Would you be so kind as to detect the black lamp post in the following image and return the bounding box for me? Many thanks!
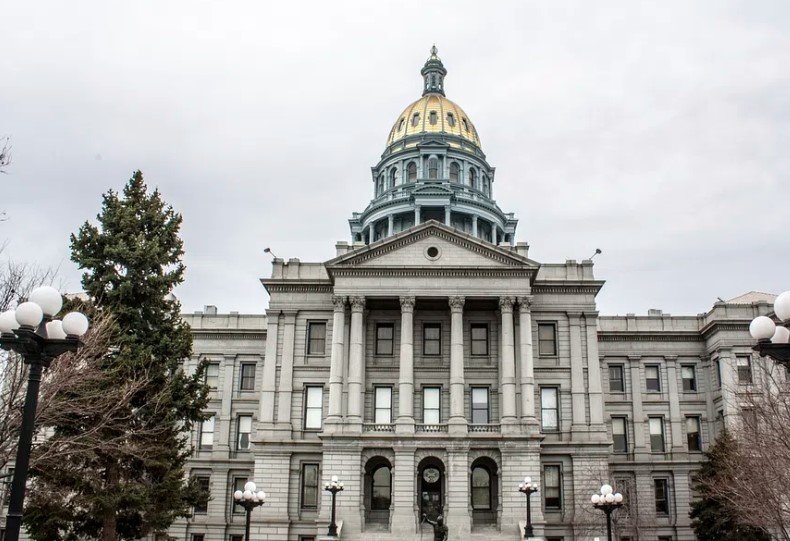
[591,484,624,541]
[232,481,266,541]
[518,476,539,538]
[324,475,344,538]
[749,291,790,365]
[0,287,89,541]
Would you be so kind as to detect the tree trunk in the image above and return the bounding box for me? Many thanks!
[101,462,119,541]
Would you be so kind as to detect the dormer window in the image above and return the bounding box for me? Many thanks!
[447,113,456,127]
[429,111,437,125]
[449,162,459,182]
[411,112,420,127]
[407,162,417,181]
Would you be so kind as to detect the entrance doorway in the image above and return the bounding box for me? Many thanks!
[418,457,445,522]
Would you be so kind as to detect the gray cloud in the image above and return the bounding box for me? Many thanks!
[1,0,788,316]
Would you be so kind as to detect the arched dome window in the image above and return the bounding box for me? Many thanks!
[429,111,438,125]
[449,162,459,182]
[447,112,456,127]
[371,465,392,510]
[469,168,477,189]
[471,466,491,510]
[389,167,397,188]
[411,112,420,127]
[462,118,469,132]
[428,157,439,180]
[397,117,405,131]
[407,162,417,181]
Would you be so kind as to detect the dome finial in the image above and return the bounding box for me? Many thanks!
[421,45,447,96]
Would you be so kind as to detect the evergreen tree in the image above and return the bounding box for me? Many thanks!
[24,171,209,541]
[690,429,772,541]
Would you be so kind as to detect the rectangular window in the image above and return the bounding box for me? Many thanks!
[192,535,205,541]
[543,465,562,509]
[658,537,673,541]
[645,365,661,392]
[737,356,753,384]
[608,365,624,392]
[304,386,323,430]
[538,323,557,356]
[541,387,559,432]
[471,387,489,424]
[614,478,632,513]
[230,536,244,541]
[423,387,441,424]
[205,362,220,389]
[715,359,722,388]
[686,416,701,451]
[649,417,665,452]
[301,463,319,509]
[612,417,628,453]
[471,324,488,356]
[307,322,327,355]
[375,323,394,355]
[681,365,697,392]
[374,387,392,424]
[423,323,441,355]
[199,415,215,449]
[194,476,210,514]
[236,415,252,451]
[654,478,670,515]
[239,363,256,391]
[232,477,247,514]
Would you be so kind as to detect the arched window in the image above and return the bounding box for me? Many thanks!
[397,117,405,131]
[447,112,456,127]
[482,176,489,196]
[469,168,477,189]
[471,466,491,510]
[428,158,439,180]
[429,111,438,125]
[389,167,397,188]
[407,162,417,181]
[449,162,459,182]
[378,178,384,195]
[411,112,420,127]
[371,466,392,510]
[462,118,469,132]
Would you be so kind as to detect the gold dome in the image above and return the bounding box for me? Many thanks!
[386,94,481,148]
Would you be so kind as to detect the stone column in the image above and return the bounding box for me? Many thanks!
[444,206,451,225]
[568,312,586,433]
[388,214,394,237]
[629,356,646,449]
[345,296,366,431]
[396,296,416,434]
[666,356,684,450]
[390,446,417,535]
[499,297,518,431]
[517,296,538,428]
[325,296,346,431]
[448,296,467,435]
[414,205,421,226]
[472,215,478,237]
[259,311,280,425]
[275,310,297,436]
[585,313,605,433]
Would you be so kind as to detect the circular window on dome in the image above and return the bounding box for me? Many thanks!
[424,246,441,261]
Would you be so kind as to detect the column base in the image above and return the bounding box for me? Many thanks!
[447,417,467,436]
[395,417,415,434]
[500,417,521,435]
[343,417,362,434]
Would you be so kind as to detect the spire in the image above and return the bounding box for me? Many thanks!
[421,44,447,96]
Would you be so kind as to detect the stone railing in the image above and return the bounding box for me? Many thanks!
[363,423,395,433]
[416,423,448,433]
[469,423,501,433]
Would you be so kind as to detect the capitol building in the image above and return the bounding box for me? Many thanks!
[169,48,775,541]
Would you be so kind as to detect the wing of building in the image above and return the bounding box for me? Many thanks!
[171,49,776,541]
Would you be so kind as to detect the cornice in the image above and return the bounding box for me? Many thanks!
[329,267,536,278]
[532,283,605,295]
[597,332,704,343]
[261,279,333,294]
[699,320,750,338]
[192,331,266,340]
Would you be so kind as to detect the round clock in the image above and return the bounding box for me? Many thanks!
[423,468,440,484]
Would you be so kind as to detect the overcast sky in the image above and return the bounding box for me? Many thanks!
[2,1,789,316]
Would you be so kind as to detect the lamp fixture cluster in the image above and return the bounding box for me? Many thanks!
[233,481,266,504]
[0,286,89,338]
[749,291,790,365]
[591,484,624,507]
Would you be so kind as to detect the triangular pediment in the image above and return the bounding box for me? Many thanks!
[326,221,538,270]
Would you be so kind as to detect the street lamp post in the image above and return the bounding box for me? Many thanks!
[591,484,624,541]
[323,475,344,538]
[0,286,89,541]
[518,476,539,538]
[232,481,266,541]
[750,290,790,365]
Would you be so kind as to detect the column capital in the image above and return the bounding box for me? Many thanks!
[516,295,533,310]
[349,296,366,312]
[331,295,347,312]
[498,296,515,312]
[448,296,465,312]
[400,296,416,313]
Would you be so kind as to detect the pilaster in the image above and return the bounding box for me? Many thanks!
[259,311,280,427]
[499,296,519,433]
[584,312,606,437]
[665,355,684,450]
[396,296,416,434]
[325,296,347,433]
[448,295,467,435]
[517,296,539,431]
[629,356,646,449]
[274,310,297,437]
[345,296,366,432]
[568,312,587,433]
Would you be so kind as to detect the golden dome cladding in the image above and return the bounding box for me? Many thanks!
[386,94,481,147]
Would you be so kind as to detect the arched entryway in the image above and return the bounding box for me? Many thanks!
[417,456,445,522]
[470,456,499,526]
[364,456,392,527]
